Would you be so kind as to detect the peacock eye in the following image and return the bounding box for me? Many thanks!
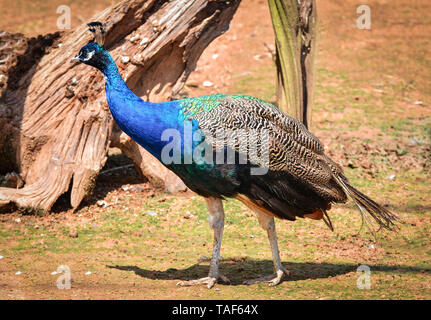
[81,50,95,61]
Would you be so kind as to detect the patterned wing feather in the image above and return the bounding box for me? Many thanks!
[178,94,347,219]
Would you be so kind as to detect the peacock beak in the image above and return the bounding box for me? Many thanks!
[71,54,80,62]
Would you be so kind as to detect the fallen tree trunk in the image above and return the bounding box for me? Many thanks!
[0,0,240,211]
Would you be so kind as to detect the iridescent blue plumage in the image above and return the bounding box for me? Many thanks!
[76,44,191,161]
[74,43,239,198]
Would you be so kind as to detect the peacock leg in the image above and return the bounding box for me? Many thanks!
[177,197,229,289]
[244,210,290,286]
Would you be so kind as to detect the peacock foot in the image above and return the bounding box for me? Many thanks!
[198,255,224,263]
[243,267,290,287]
[177,273,230,289]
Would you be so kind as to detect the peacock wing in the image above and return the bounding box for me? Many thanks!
[179,94,347,206]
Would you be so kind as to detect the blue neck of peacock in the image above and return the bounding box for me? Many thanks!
[101,56,130,93]
[101,55,182,162]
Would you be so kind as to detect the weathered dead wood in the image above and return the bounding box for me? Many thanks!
[0,0,240,211]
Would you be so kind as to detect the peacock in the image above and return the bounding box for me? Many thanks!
[72,22,398,288]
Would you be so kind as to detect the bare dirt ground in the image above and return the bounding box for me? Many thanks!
[0,0,430,299]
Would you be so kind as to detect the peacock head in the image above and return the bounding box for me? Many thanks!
[73,42,110,70]
[72,22,114,72]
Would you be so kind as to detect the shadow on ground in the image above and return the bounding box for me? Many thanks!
[108,259,431,285]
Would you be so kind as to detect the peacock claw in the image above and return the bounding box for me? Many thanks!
[177,277,217,289]
[243,268,290,286]
[177,273,230,289]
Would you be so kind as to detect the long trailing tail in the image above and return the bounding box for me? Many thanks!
[333,174,399,233]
